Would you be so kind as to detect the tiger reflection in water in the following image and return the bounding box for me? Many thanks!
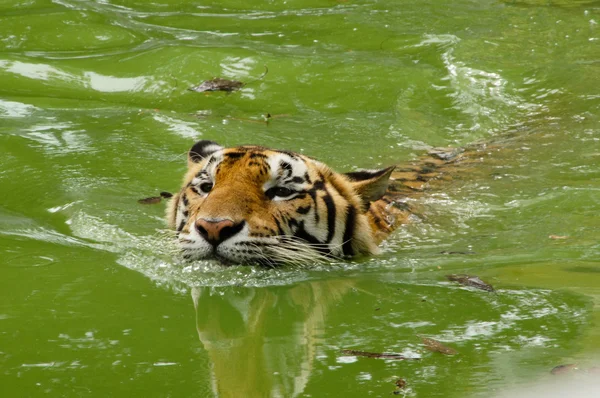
[191,280,354,397]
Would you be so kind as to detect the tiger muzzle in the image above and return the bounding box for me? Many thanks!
[195,218,245,247]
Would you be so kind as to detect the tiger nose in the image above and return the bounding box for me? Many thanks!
[195,218,244,246]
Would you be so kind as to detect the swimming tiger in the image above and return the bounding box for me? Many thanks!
[167,139,486,265]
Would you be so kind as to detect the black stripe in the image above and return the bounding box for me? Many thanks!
[280,161,292,172]
[342,205,356,256]
[294,228,321,246]
[345,168,392,181]
[225,152,245,159]
[288,217,299,231]
[313,180,325,189]
[177,219,186,232]
[249,152,268,159]
[293,222,329,254]
[304,172,312,184]
[179,193,190,219]
[274,217,284,235]
[275,150,298,159]
[322,189,336,243]
[308,190,319,223]
[296,205,311,214]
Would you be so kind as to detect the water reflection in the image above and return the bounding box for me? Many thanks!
[191,279,354,397]
[187,272,594,397]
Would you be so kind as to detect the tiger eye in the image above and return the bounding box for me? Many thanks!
[273,187,293,197]
[199,182,213,193]
[266,186,295,199]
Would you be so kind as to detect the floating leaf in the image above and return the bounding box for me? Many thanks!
[446,274,495,292]
[420,336,458,355]
[188,78,245,93]
[189,66,268,93]
[138,196,162,205]
[340,349,419,361]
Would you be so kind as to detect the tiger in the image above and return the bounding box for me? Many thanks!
[167,139,482,266]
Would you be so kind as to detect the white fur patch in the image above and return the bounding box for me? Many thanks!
[263,153,310,199]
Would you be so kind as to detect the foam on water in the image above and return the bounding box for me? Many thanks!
[64,209,351,289]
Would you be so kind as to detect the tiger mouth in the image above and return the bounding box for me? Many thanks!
[179,236,331,267]
[178,236,272,265]
[182,248,279,267]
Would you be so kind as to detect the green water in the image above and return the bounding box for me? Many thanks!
[1,0,600,397]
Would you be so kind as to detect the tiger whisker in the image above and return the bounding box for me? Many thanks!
[242,240,320,267]
[265,237,348,266]
[274,234,352,249]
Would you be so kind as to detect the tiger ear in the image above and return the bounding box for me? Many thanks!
[345,166,395,208]
[188,140,223,167]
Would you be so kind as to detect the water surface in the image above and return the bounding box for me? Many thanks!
[1,0,600,397]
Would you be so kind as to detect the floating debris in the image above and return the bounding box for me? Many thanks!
[393,378,407,394]
[549,235,569,240]
[138,191,173,205]
[440,250,476,255]
[340,350,419,361]
[189,78,244,93]
[227,112,291,125]
[188,66,268,93]
[138,196,162,205]
[551,364,578,375]
[420,336,458,355]
[446,274,495,292]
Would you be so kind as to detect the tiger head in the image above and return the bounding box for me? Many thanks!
[167,140,394,266]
